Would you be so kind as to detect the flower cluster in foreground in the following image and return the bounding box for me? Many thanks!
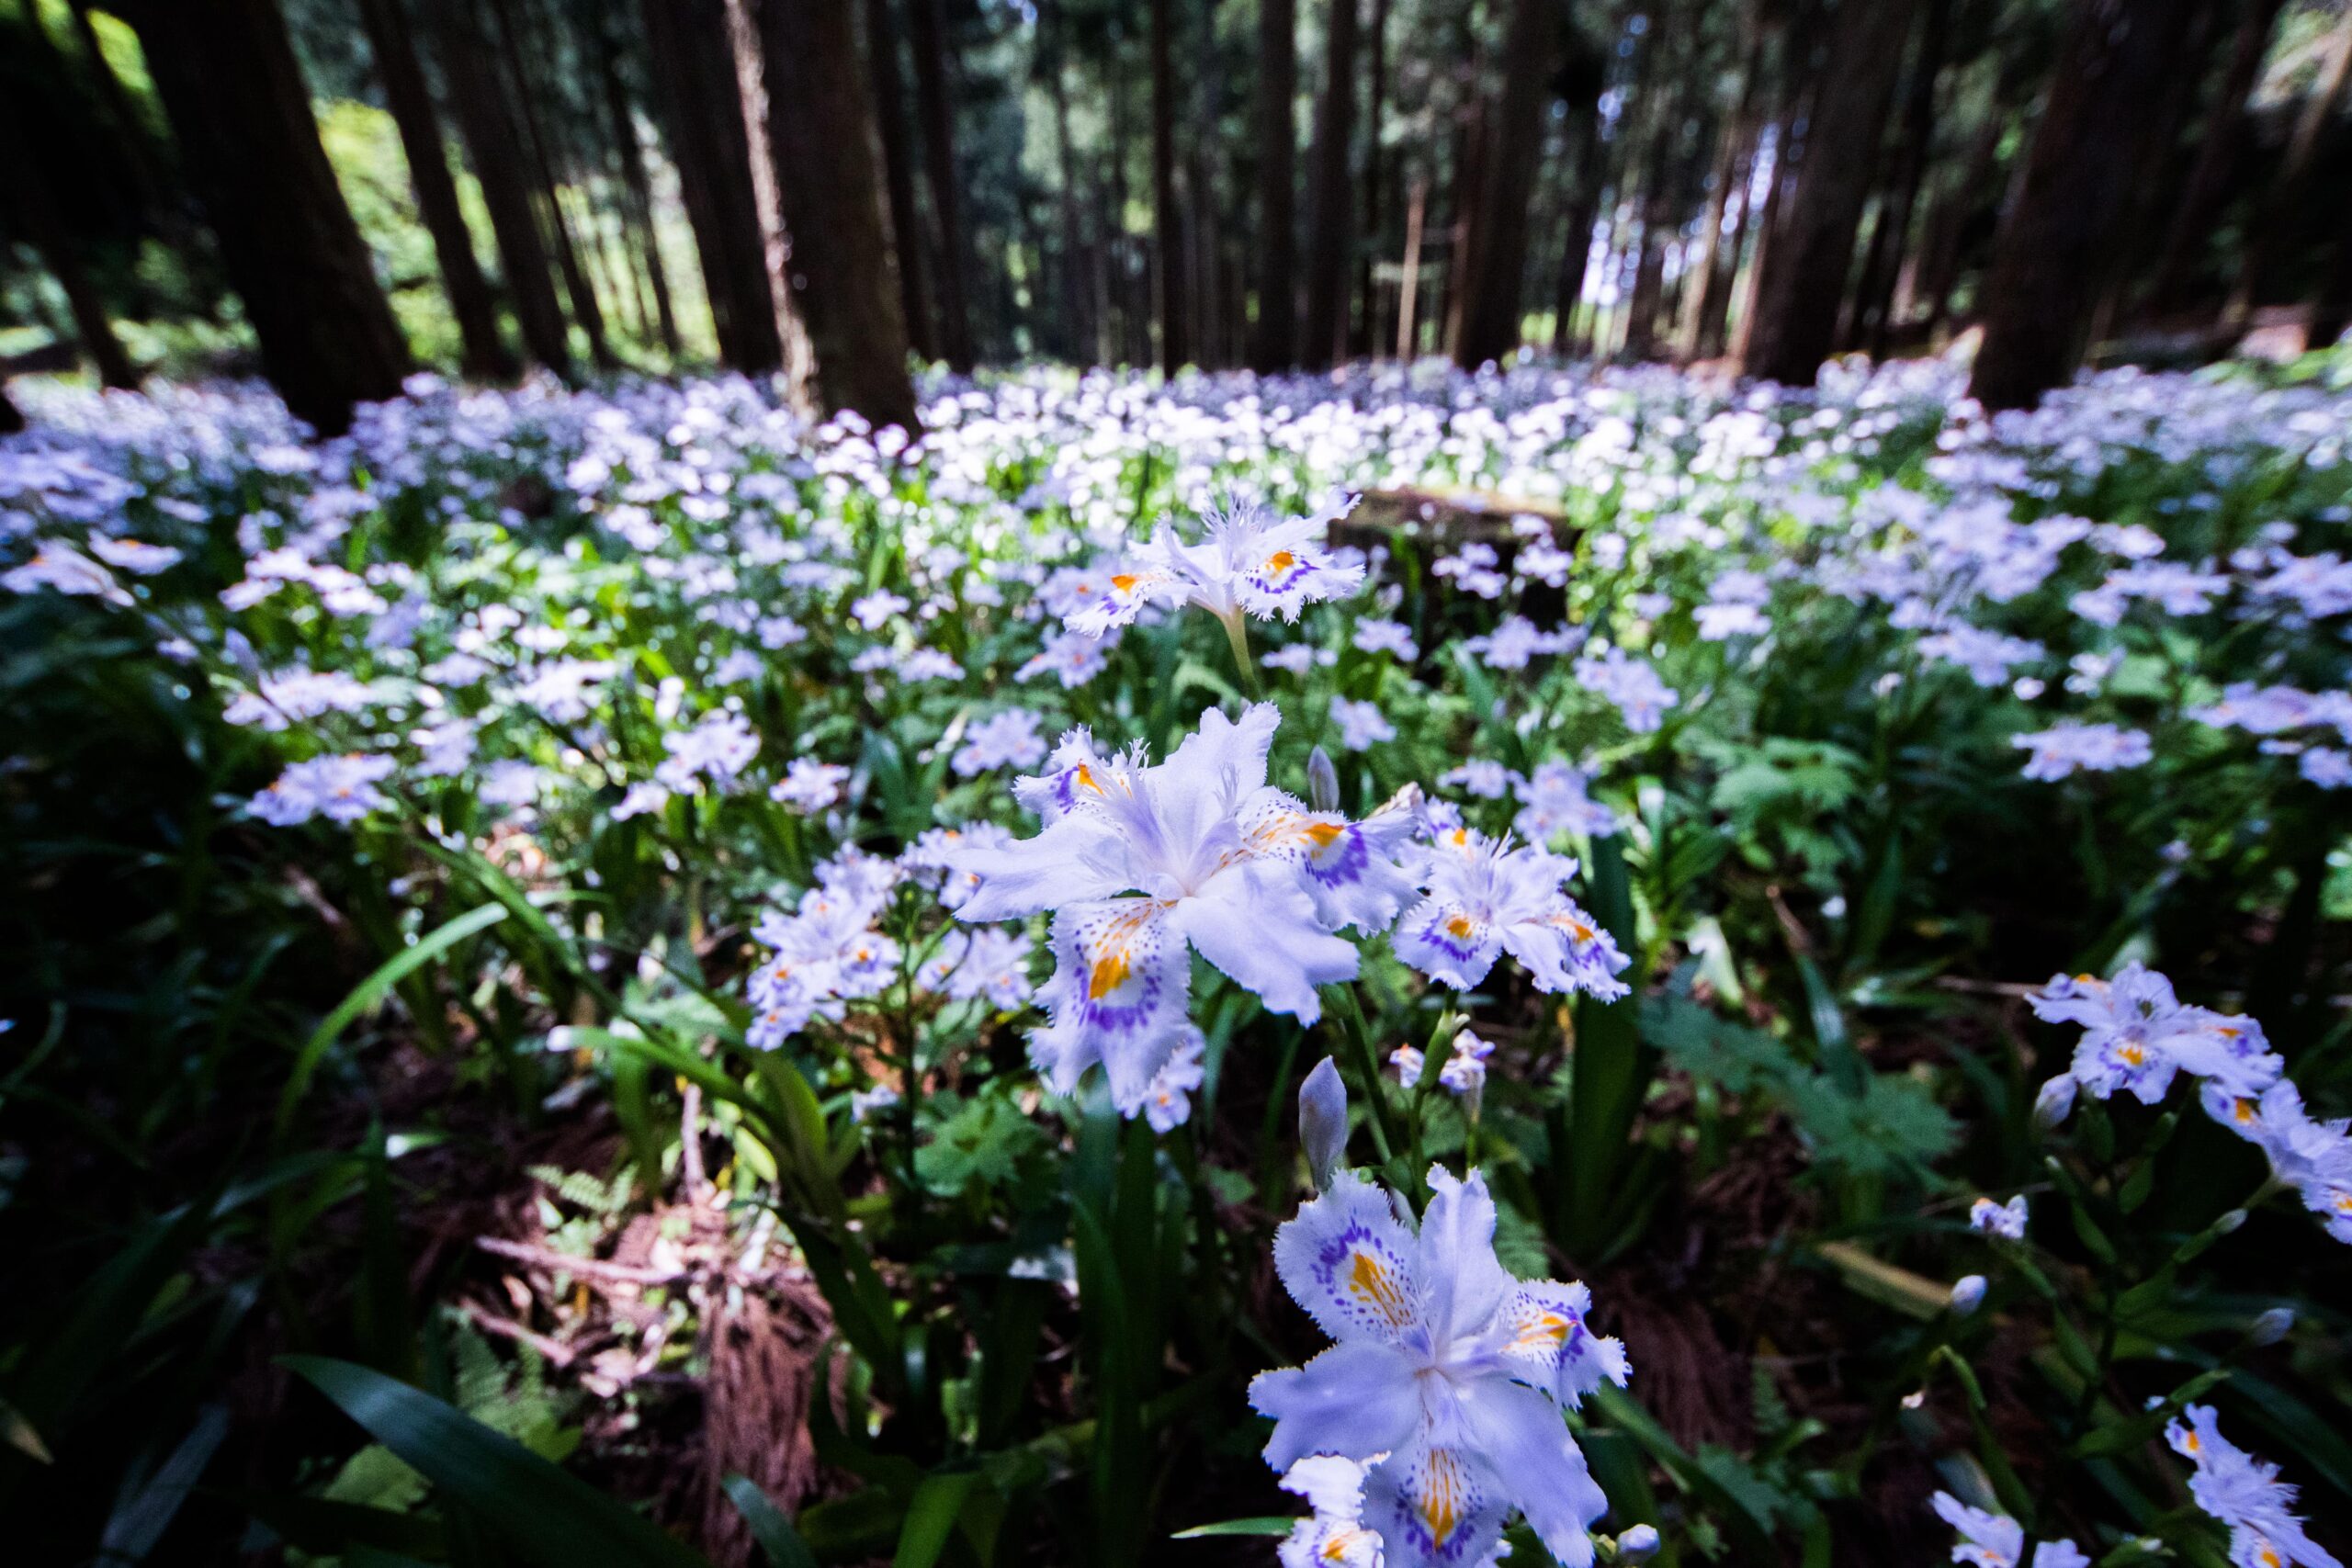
[1252,1162,1628,1568]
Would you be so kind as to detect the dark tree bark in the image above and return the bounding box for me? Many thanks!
[1150,0,1190,370]
[1971,0,2206,410]
[429,0,574,376]
[2229,10,2352,321]
[492,0,616,370]
[1677,19,1767,360]
[110,0,410,434]
[1850,0,1951,358]
[2312,190,2352,349]
[1043,3,1090,360]
[1742,0,1917,384]
[1453,0,1566,367]
[0,107,141,389]
[754,0,920,428]
[1300,0,1359,369]
[1551,117,1605,356]
[1250,0,1299,368]
[2143,0,2286,316]
[908,0,974,370]
[864,0,936,361]
[639,0,781,371]
[591,6,682,358]
[1356,0,1390,355]
[356,0,514,380]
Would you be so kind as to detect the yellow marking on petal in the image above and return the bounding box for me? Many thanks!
[2184,1431,2200,1452]
[1417,1451,1464,1548]
[1111,573,1139,592]
[1345,1248,1415,1326]
[1089,948,1132,999]
[1265,550,1297,574]
[2233,1098,2257,1123]
[1445,915,1477,940]
[1303,822,1346,849]
[2117,1043,2146,1066]
[1511,1310,1572,1351]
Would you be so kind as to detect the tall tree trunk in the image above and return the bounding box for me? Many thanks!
[753,0,920,427]
[357,0,514,379]
[111,0,410,433]
[2144,0,2287,317]
[1852,0,1951,358]
[639,0,779,371]
[1742,0,1917,385]
[1396,172,1428,356]
[722,0,816,384]
[2228,9,2352,323]
[1551,118,1603,356]
[1971,0,2205,410]
[0,109,141,389]
[1045,7,1090,361]
[1300,0,1359,369]
[908,0,974,370]
[865,0,936,361]
[1149,0,1190,371]
[492,0,616,370]
[1356,0,1391,356]
[2311,187,2352,349]
[1911,101,2000,340]
[1250,0,1299,368]
[1677,21,1765,360]
[592,6,682,358]
[1452,0,1566,368]
[430,0,574,376]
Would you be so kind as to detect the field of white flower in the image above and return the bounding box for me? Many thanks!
[5,353,2351,1567]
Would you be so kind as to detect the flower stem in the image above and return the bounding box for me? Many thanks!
[1328,983,1401,1169]
[1216,611,1265,701]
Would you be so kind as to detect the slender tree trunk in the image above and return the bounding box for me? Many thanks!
[908,0,974,370]
[1149,0,1189,371]
[111,0,410,433]
[492,0,616,369]
[430,0,573,376]
[865,0,935,361]
[639,0,780,371]
[754,0,920,427]
[1853,0,1951,358]
[1911,101,1998,340]
[592,7,682,357]
[1452,0,1566,367]
[1301,0,1359,370]
[1552,119,1603,356]
[1396,172,1427,357]
[2311,190,2352,348]
[2229,10,2352,322]
[1742,0,1917,384]
[1356,0,1391,355]
[1251,0,1299,368]
[1046,10,1089,360]
[721,0,817,388]
[357,0,514,379]
[1971,0,2206,410]
[0,110,141,389]
[2144,0,2287,317]
[1677,23,1765,360]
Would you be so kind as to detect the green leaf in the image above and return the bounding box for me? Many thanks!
[1170,1518,1294,1538]
[723,1474,819,1568]
[276,903,509,1136]
[283,1356,712,1568]
[891,1472,980,1568]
